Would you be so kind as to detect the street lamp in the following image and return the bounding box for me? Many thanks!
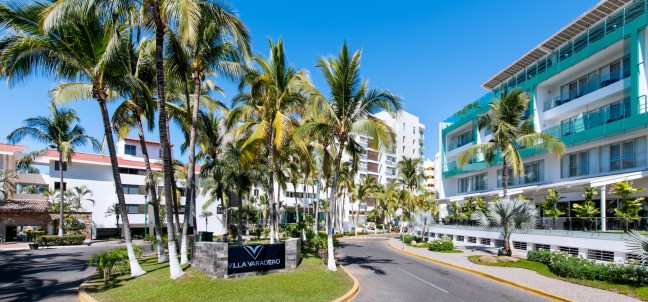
[144,194,148,237]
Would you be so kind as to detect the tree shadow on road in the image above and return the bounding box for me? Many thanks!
[337,242,394,275]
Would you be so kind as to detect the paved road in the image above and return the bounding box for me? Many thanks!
[338,239,550,302]
[0,242,150,302]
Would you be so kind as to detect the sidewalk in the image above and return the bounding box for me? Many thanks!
[0,239,146,251]
[387,238,639,302]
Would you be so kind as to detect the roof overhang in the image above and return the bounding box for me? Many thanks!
[482,0,633,90]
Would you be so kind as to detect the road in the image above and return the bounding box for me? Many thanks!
[338,238,550,302]
[0,242,150,302]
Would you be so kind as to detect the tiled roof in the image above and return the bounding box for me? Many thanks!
[0,199,48,213]
[0,143,28,154]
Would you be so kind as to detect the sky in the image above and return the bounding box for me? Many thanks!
[0,0,599,162]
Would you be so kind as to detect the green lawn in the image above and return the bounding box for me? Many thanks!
[435,249,463,253]
[90,255,353,302]
[467,255,648,301]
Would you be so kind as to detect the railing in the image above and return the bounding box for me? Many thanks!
[437,217,648,232]
[543,71,629,111]
[447,139,473,151]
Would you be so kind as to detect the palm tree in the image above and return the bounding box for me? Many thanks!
[397,157,424,191]
[1,2,149,276]
[67,186,95,212]
[472,198,538,256]
[626,230,648,265]
[411,211,435,242]
[7,102,100,237]
[457,88,565,197]
[0,170,18,201]
[200,210,213,232]
[105,204,121,238]
[572,187,600,231]
[228,38,311,244]
[353,176,378,228]
[297,43,402,270]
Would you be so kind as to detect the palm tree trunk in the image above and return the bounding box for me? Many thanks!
[267,133,276,244]
[136,119,168,263]
[237,192,243,245]
[276,180,281,241]
[58,152,64,237]
[97,97,145,277]
[294,182,300,224]
[341,189,347,232]
[151,2,183,278]
[327,143,346,271]
[502,159,508,198]
[180,73,201,265]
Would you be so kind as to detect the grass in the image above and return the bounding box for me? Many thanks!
[89,254,353,302]
[405,242,430,248]
[435,249,464,253]
[404,242,463,253]
[468,255,648,301]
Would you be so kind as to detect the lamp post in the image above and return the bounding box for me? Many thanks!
[144,194,148,237]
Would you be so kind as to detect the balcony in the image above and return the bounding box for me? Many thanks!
[543,71,629,112]
[17,173,49,186]
[367,151,379,162]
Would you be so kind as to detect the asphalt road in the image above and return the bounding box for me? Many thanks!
[0,242,150,302]
[338,238,550,302]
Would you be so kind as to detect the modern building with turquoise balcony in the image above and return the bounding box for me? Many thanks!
[438,0,648,236]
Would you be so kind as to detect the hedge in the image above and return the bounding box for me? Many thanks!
[428,236,454,251]
[37,234,86,246]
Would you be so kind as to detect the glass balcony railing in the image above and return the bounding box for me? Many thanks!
[447,139,473,151]
[543,70,629,111]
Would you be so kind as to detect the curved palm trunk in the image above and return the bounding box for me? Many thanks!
[58,152,65,237]
[276,180,281,241]
[502,159,508,198]
[151,5,183,278]
[327,144,346,271]
[181,75,201,265]
[136,119,168,263]
[341,189,347,232]
[97,97,145,277]
[267,133,276,244]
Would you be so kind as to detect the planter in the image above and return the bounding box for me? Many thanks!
[28,243,40,250]
[199,232,213,242]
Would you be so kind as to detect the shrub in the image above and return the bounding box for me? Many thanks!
[428,236,453,252]
[313,232,339,264]
[37,234,85,246]
[88,246,143,282]
[400,234,420,244]
[143,235,168,250]
[527,249,552,264]
[254,227,263,239]
[26,230,45,241]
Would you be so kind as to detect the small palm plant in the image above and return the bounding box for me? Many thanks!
[611,181,645,232]
[626,230,648,265]
[411,211,435,242]
[472,198,538,256]
[0,170,18,201]
[539,189,565,229]
[572,187,600,231]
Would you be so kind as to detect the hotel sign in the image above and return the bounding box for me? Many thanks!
[228,243,285,274]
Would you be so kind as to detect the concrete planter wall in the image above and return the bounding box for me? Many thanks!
[193,238,301,278]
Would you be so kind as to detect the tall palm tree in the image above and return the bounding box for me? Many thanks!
[457,88,565,197]
[472,198,538,256]
[297,43,402,270]
[7,102,100,236]
[105,203,121,238]
[67,185,95,212]
[200,210,213,232]
[228,38,311,244]
[353,176,378,228]
[0,2,146,276]
[397,157,424,191]
[0,170,18,201]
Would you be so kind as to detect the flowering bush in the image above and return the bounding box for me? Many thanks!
[428,236,454,251]
[527,249,551,264]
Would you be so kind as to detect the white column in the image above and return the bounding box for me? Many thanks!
[600,186,607,232]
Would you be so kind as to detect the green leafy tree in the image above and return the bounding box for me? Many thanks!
[7,102,99,237]
[457,88,565,197]
[572,187,600,231]
[539,189,565,229]
[472,198,538,256]
[611,181,645,232]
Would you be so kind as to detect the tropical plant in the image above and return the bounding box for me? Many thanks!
[540,189,565,229]
[7,102,100,237]
[200,210,213,232]
[105,204,121,238]
[611,181,645,232]
[88,246,143,283]
[228,38,311,244]
[572,187,600,231]
[411,211,435,242]
[472,198,538,256]
[296,43,402,270]
[397,157,424,191]
[353,175,378,227]
[66,186,95,212]
[0,170,18,201]
[626,230,648,265]
[457,88,565,197]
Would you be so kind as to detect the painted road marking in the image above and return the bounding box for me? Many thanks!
[397,268,449,293]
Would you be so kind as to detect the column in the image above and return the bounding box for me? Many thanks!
[600,186,607,232]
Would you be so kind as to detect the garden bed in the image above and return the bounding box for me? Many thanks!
[87,254,353,302]
[467,255,648,301]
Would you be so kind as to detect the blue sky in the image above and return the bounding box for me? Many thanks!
[0,0,598,162]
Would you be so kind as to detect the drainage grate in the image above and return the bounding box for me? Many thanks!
[468,236,477,243]
[534,244,550,251]
[513,241,527,251]
[494,240,505,247]
[456,235,464,242]
[559,246,579,256]
[480,238,491,246]
[587,249,614,262]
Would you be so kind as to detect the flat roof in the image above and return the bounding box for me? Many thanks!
[482,0,633,90]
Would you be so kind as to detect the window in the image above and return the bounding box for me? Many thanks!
[497,160,543,187]
[402,136,405,143]
[254,189,259,197]
[458,173,487,193]
[563,152,589,177]
[159,149,163,158]
[54,161,67,171]
[54,182,67,191]
[559,246,579,256]
[412,127,415,134]
[125,144,137,156]
[587,250,614,262]
[402,146,405,153]
[622,141,635,169]
[610,144,621,171]
[123,185,139,195]
[534,244,550,251]
[126,204,141,214]
[119,168,141,175]
[513,241,527,251]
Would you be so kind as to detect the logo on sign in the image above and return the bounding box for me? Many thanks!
[243,245,264,260]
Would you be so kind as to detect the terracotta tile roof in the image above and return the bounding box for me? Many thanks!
[0,143,28,153]
[0,199,48,213]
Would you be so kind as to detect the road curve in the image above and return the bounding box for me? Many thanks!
[337,238,550,302]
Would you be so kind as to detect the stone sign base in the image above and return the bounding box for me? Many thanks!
[193,238,301,278]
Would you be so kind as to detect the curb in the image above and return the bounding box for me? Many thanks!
[77,274,99,302]
[386,241,574,302]
[333,264,360,302]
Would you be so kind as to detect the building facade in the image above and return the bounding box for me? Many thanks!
[438,0,648,232]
